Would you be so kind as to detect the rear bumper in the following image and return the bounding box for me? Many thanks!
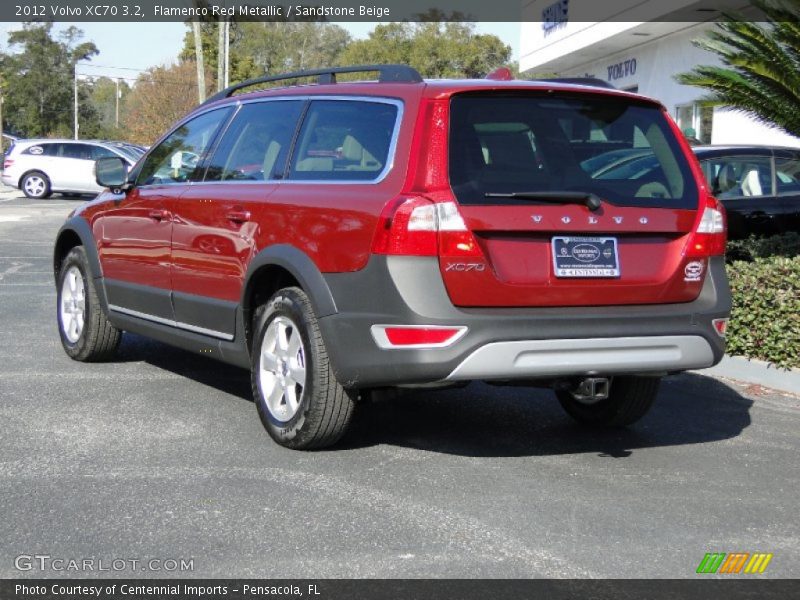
[318,256,730,388]
[1,172,16,187]
[445,335,714,381]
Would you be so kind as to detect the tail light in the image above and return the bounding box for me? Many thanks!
[684,196,727,257]
[371,325,468,349]
[372,196,438,256]
[3,159,13,169]
[372,198,484,258]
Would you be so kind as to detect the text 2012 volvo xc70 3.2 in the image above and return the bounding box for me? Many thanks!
[53,65,731,449]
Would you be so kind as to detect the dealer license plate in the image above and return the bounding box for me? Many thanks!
[552,236,620,278]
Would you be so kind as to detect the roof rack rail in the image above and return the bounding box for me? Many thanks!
[537,77,616,90]
[202,64,423,105]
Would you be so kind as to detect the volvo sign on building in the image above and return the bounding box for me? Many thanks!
[519,0,800,147]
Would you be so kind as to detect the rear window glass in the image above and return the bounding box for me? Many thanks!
[449,94,698,209]
[287,100,398,182]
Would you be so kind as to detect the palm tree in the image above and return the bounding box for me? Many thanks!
[675,0,800,138]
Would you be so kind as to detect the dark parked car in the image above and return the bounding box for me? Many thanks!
[693,145,800,239]
[53,65,731,449]
[591,145,800,240]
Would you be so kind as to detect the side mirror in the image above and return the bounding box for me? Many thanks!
[95,157,130,192]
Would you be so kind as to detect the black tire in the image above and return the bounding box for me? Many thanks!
[56,246,121,361]
[556,376,660,427]
[251,287,356,449]
[21,171,52,199]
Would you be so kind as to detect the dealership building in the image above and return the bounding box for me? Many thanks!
[519,0,800,148]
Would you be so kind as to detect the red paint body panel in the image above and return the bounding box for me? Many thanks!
[95,186,173,290]
[438,204,705,307]
[171,184,271,302]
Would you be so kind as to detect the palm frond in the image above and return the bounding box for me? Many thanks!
[675,0,800,137]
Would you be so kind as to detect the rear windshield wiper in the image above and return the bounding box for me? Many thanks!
[484,191,602,212]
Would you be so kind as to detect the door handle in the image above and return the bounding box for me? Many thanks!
[226,209,251,223]
[149,209,170,221]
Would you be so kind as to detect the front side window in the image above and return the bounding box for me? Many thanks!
[205,101,302,182]
[700,155,772,199]
[449,94,698,208]
[287,100,398,182]
[137,108,232,186]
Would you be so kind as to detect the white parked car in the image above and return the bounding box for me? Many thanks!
[1,139,140,199]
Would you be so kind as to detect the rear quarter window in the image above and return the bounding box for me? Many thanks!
[22,144,48,156]
[449,93,699,209]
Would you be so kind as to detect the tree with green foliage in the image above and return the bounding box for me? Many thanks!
[338,21,511,79]
[122,61,214,145]
[87,76,131,138]
[675,0,800,138]
[0,23,100,138]
[181,21,352,85]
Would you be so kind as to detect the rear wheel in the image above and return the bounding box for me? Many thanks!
[57,247,121,361]
[556,375,660,427]
[21,171,52,199]
[251,287,356,449]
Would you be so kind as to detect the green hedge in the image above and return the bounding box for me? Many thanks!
[726,255,800,369]
[726,232,800,262]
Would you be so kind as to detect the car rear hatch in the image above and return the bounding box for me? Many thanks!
[438,91,722,307]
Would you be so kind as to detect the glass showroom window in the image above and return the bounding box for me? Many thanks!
[675,102,713,144]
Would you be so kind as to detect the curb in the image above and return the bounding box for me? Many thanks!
[699,355,800,396]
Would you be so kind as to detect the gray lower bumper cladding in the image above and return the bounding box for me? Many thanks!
[445,335,716,381]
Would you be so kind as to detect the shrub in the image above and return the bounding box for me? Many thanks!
[726,232,800,262]
[726,256,800,369]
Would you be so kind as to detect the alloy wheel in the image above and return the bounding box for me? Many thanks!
[257,316,307,422]
[60,266,86,344]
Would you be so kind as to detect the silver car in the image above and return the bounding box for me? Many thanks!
[1,139,138,199]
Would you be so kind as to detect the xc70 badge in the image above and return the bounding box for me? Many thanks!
[445,262,485,272]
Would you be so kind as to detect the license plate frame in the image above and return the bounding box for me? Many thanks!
[552,236,621,278]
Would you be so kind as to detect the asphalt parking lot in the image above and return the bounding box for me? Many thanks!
[1,193,798,579]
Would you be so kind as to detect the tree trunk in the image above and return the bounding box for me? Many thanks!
[192,21,206,103]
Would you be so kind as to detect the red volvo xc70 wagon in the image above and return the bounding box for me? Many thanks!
[54,65,731,449]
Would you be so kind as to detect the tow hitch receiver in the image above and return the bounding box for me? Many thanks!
[558,377,611,404]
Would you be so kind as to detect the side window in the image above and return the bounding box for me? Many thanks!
[91,145,120,160]
[287,100,398,182]
[703,155,772,199]
[41,144,64,156]
[61,143,94,160]
[137,108,232,186]
[23,144,47,156]
[774,152,800,196]
[205,101,302,182]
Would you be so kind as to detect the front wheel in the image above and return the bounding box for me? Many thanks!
[251,287,356,449]
[556,376,660,427]
[57,247,121,361]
